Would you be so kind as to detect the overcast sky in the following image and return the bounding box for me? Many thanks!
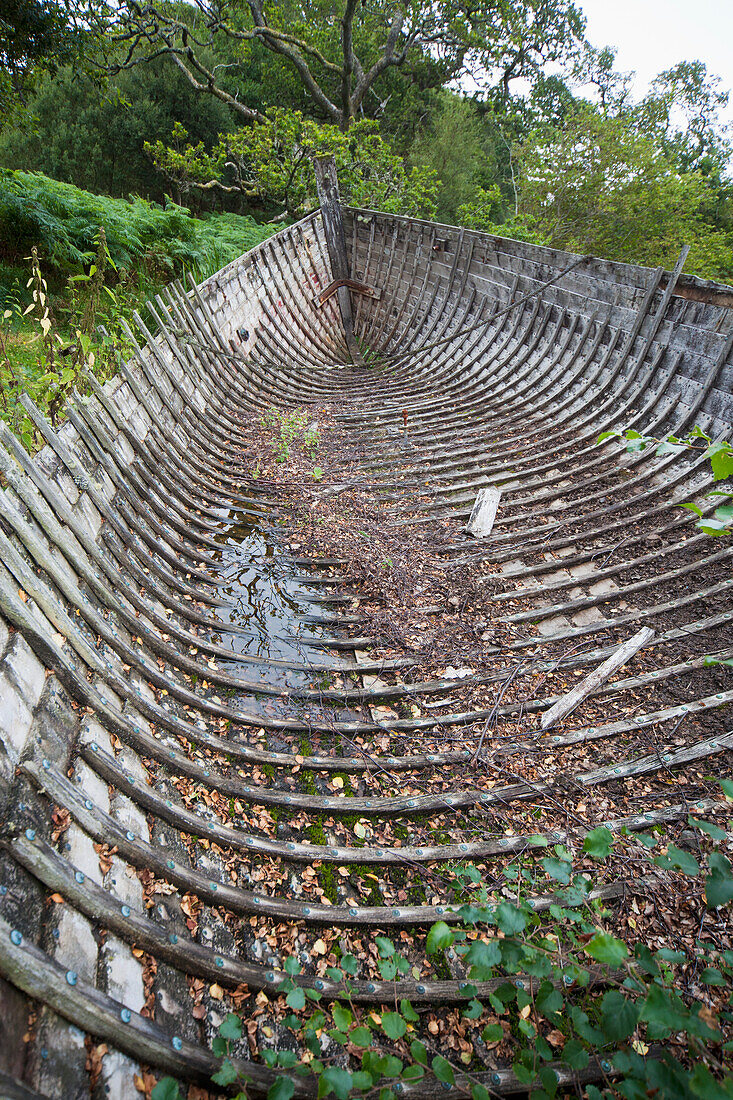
[578,0,733,117]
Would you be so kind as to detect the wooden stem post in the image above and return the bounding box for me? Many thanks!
[313,156,364,364]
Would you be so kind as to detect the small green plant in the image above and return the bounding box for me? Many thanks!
[155,792,732,1100]
[598,426,733,535]
[261,407,323,465]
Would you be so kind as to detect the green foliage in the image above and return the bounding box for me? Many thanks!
[146,109,439,220]
[514,103,733,279]
[0,62,235,203]
[201,792,733,1100]
[0,167,280,276]
[597,427,733,537]
[105,0,585,132]
[0,0,83,123]
[151,1079,183,1100]
[261,407,322,465]
[0,171,278,441]
[457,187,543,243]
[410,93,496,224]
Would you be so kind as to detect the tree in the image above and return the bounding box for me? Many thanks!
[106,0,585,131]
[570,42,632,114]
[0,0,80,121]
[514,104,733,279]
[145,109,439,219]
[0,61,236,203]
[410,93,496,223]
[640,60,732,174]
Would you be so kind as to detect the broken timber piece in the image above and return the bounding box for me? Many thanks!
[313,155,364,364]
[314,277,382,309]
[466,487,502,538]
[540,627,656,730]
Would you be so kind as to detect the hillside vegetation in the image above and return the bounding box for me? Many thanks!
[0,169,280,445]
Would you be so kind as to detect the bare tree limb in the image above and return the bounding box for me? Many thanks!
[246,0,342,123]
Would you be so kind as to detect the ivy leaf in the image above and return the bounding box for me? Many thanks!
[332,1004,352,1032]
[350,1071,373,1089]
[317,1067,353,1099]
[701,967,726,986]
[584,931,628,966]
[562,1039,589,1070]
[375,1054,402,1077]
[583,826,613,859]
[350,1027,372,1047]
[639,983,689,1036]
[378,958,397,980]
[704,440,733,481]
[341,954,359,975]
[706,852,733,909]
[654,844,700,876]
[286,987,306,1010]
[431,1056,455,1085]
[381,1012,407,1040]
[494,902,526,935]
[375,936,395,958]
[465,938,501,979]
[218,1013,242,1041]
[212,1060,239,1087]
[151,1080,183,1100]
[656,440,685,457]
[689,816,726,841]
[536,982,562,1018]
[410,1040,428,1065]
[426,921,454,953]
[698,517,730,536]
[268,1080,295,1100]
[541,856,572,884]
[600,990,638,1042]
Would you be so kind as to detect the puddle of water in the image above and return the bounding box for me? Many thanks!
[205,507,336,684]
[197,506,366,728]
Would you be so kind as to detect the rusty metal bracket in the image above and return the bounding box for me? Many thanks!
[313,278,382,310]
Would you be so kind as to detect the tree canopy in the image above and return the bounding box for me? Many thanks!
[106,0,586,130]
[0,0,732,283]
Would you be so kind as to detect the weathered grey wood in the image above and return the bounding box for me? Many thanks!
[540,627,656,729]
[0,1072,48,1100]
[466,486,502,537]
[313,155,363,363]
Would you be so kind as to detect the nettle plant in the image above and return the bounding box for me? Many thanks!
[0,235,119,444]
[153,792,733,1100]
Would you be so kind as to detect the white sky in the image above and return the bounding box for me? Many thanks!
[578,0,733,117]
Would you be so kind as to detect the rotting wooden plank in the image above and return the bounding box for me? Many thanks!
[540,627,655,729]
[466,486,502,537]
